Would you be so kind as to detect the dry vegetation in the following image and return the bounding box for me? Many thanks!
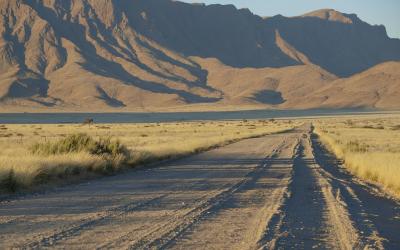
[315,115,400,198]
[0,120,296,193]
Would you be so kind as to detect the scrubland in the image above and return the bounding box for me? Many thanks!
[315,116,400,198]
[0,120,296,193]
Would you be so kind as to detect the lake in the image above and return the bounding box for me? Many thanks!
[0,109,391,124]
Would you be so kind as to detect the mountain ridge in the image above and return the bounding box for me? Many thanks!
[0,0,399,111]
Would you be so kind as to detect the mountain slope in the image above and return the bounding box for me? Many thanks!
[120,1,400,76]
[193,58,400,109]
[0,0,399,111]
[269,9,400,77]
[306,61,400,109]
[192,57,337,108]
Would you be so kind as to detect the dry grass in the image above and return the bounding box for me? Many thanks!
[0,120,297,192]
[315,116,400,198]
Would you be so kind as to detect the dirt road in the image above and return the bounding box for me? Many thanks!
[0,125,399,249]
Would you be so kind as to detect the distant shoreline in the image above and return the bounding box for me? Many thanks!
[1,108,399,124]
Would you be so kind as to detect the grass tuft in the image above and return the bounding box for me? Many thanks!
[30,133,129,160]
[345,141,369,153]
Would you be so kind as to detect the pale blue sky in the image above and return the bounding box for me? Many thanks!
[182,0,400,38]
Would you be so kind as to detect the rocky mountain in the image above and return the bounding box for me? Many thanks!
[0,0,399,111]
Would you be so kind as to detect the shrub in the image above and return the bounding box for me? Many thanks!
[90,137,129,159]
[392,125,400,130]
[362,125,375,129]
[31,133,95,155]
[30,133,129,160]
[345,140,369,153]
[0,170,18,192]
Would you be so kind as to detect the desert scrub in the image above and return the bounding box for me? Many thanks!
[30,133,129,160]
[0,134,131,193]
[29,133,131,178]
[315,116,400,199]
[0,120,298,193]
[345,140,369,153]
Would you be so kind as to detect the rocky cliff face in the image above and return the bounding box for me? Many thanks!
[0,0,399,111]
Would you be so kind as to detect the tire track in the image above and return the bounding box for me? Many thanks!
[256,139,303,249]
[246,139,300,250]
[19,180,228,249]
[259,126,400,249]
[95,189,228,249]
[1,133,291,249]
[123,139,290,250]
[310,152,377,249]
[311,156,360,249]
[19,195,168,249]
[258,132,360,249]
[158,135,301,250]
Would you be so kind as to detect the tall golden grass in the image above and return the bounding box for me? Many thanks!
[315,116,400,198]
[0,120,296,192]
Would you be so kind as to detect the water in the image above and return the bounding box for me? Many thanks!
[0,109,389,124]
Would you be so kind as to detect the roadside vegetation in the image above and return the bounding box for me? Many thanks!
[0,120,297,193]
[315,116,400,198]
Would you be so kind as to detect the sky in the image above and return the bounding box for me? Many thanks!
[182,0,400,39]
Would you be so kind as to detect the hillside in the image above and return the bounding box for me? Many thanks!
[0,0,399,111]
[305,61,400,109]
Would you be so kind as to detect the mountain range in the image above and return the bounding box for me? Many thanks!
[0,0,399,111]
